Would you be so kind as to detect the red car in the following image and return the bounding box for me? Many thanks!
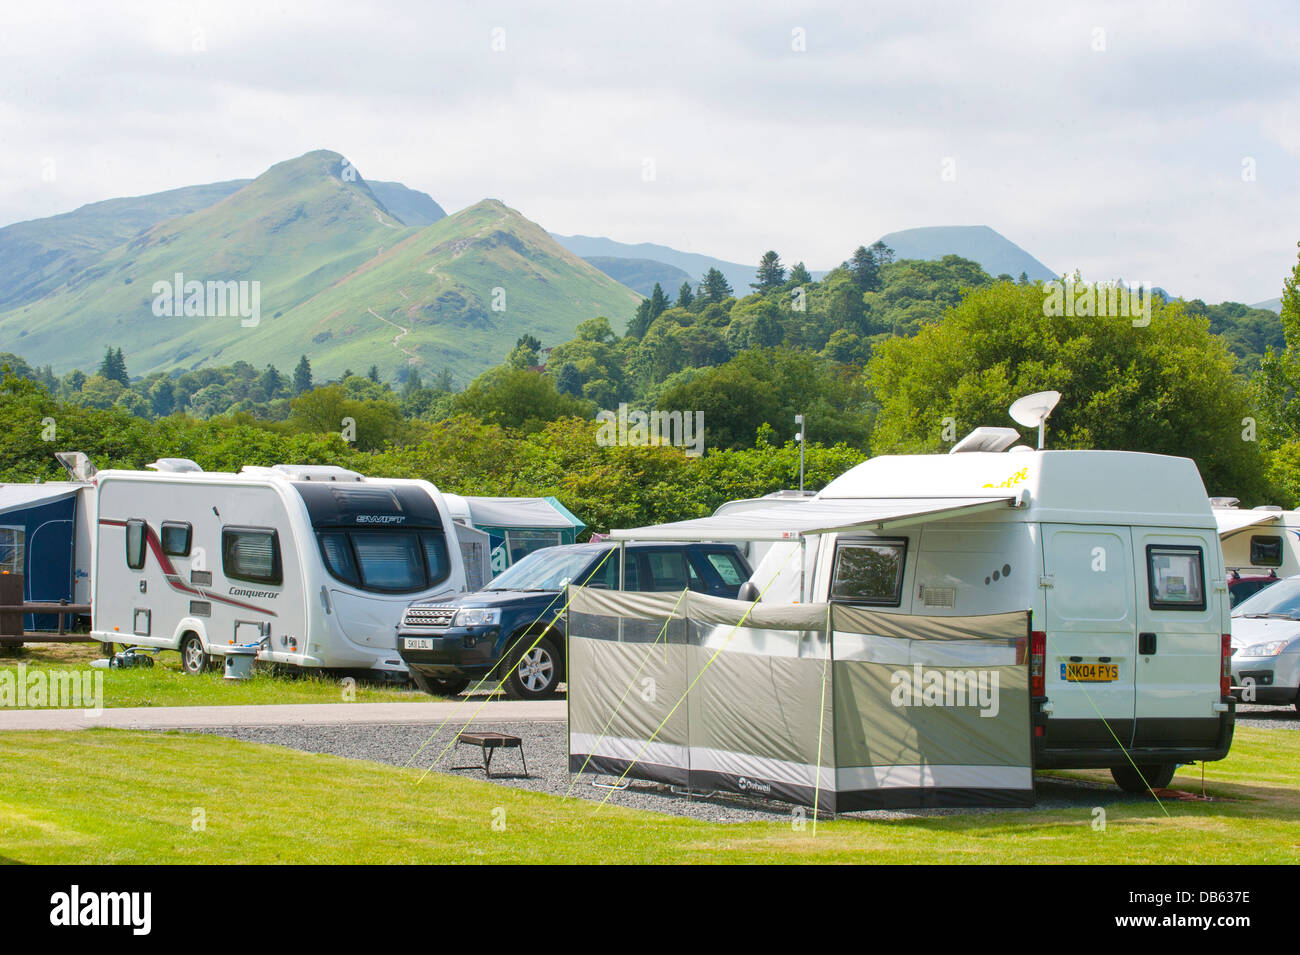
[1228,570,1280,609]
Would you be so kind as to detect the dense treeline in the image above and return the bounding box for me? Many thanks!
[0,242,1296,530]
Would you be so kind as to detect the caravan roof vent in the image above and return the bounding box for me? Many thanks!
[146,458,203,473]
[1210,497,1241,509]
[266,464,364,482]
[1253,505,1284,512]
[54,451,96,481]
[950,427,1021,454]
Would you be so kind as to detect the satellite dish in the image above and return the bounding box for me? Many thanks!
[1008,391,1061,449]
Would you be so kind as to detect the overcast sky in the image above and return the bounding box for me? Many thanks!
[2,0,1296,303]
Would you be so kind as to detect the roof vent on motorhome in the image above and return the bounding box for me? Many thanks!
[950,427,1021,454]
[1210,497,1241,509]
[145,458,203,473]
[268,464,364,482]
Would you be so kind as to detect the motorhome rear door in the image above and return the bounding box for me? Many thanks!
[1130,528,1223,749]
[1041,525,1137,748]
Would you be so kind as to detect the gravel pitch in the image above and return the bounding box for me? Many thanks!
[194,718,1227,825]
[1234,703,1300,729]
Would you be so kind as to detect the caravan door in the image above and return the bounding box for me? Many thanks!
[1040,525,1137,748]
[1130,528,1224,749]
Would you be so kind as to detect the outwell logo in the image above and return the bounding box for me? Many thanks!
[736,776,772,794]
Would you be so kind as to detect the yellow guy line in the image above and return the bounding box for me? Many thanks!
[404,546,616,774]
[563,586,690,799]
[593,544,801,810]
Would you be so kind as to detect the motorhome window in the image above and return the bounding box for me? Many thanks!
[125,519,147,570]
[831,539,907,606]
[222,527,283,585]
[1146,545,1206,610]
[161,521,192,557]
[0,526,24,575]
[1250,535,1283,568]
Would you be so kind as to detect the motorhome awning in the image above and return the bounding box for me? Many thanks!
[1214,508,1281,538]
[610,495,1021,542]
[0,484,78,517]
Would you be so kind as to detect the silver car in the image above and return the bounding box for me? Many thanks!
[1230,574,1300,710]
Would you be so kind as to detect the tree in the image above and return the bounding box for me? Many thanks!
[752,251,785,291]
[507,334,543,369]
[452,367,594,430]
[257,365,284,401]
[554,362,583,397]
[293,355,313,395]
[866,279,1268,498]
[626,285,670,339]
[699,268,733,304]
[367,365,381,383]
[98,347,128,386]
[788,262,813,286]
[869,240,895,267]
[848,246,882,292]
[676,282,694,308]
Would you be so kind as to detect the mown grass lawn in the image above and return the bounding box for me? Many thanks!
[0,643,439,707]
[0,725,1296,864]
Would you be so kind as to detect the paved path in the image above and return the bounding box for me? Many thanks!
[0,699,567,731]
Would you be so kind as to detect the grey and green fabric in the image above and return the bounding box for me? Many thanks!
[567,587,1032,811]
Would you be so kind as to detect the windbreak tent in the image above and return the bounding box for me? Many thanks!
[564,492,1034,810]
[0,484,80,631]
[444,495,586,574]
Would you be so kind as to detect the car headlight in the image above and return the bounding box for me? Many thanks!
[453,607,501,627]
[1241,640,1290,657]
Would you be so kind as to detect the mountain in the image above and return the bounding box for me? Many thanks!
[0,180,250,310]
[1251,297,1282,314]
[553,234,759,296]
[368,181,446,227]
[875,226,1056,281]
[0,151,638,383]
[582,257,693,296]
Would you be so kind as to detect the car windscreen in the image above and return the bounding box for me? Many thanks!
[485,547,606,592]
[1232,577,1300,618]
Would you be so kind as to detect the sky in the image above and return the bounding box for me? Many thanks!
[1,0,1296,304]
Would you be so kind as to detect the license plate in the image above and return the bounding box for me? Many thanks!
[404,638,434,651]
[1061,662,1119,682]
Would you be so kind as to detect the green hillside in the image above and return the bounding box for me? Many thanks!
[0,179,249,309]
[0,151,639,383]
[229,198,642,383]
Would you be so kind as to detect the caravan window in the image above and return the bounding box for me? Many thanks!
[222,527,283,586]
[830,538,907,606]
[1250,535,1283,568]
[1146,545,1206,610]
[125,519,147,570]
[315,529,451,594]
[0,526,24,575]
[161,521,192,557]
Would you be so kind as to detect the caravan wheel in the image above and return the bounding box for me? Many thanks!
[179,633,211,675]
[1110,762,1176,794]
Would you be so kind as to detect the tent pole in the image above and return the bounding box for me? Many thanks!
[799,536,806,603]
[619,540,626,591]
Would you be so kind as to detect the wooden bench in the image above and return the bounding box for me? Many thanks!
[453,731,529,778]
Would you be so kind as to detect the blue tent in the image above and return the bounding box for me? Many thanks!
[0,484,80,631]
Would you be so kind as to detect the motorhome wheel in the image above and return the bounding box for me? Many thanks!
[504,635,561,700]
[409,670,470,697]
[179,633,211,675]
[1110,762,1176,794]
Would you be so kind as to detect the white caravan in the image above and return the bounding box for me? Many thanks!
[613,445,1234,792]
[1211,499,1299,577]
[90,461,469,675]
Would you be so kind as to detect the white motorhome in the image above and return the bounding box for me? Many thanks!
[90,461,470,675]
[613,445,1234,792]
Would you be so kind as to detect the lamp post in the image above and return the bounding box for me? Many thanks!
[794,413,805,493]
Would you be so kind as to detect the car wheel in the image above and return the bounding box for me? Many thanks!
[1110,762,1177,794]
[179,633,210,675]
[409,670,470,697]
[503,634,562,700]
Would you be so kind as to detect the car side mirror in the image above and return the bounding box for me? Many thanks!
[737,581,759,603]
